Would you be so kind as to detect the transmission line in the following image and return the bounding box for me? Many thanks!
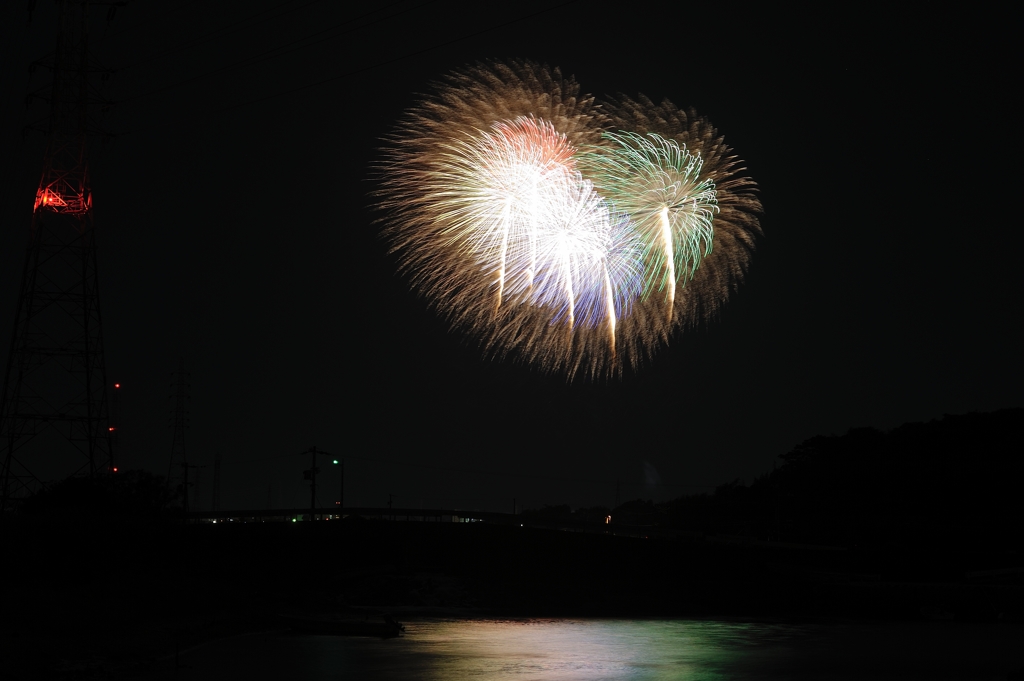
[116,0,327,70]
[114,0,580,135]
[216,0,581,114]
[116,0,428,105]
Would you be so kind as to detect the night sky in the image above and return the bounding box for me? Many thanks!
[0,2,1018,512]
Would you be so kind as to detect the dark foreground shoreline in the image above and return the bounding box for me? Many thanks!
[3,518,1022,679]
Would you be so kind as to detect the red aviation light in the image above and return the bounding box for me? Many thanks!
[112,467,118,473]
[35,188,67,210]
[35,187,58,208]
[114,383,121,389]
[33,186,90,214]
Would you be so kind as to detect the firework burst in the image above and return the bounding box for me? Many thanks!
[600,95,763,328]
[579,131,719,319]
[431,116,641,333]
[375,63,760,377]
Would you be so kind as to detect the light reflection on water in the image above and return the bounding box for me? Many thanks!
[404,619,794,680]
[150,618,1022,680]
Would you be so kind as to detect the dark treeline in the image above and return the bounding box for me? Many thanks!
[18,468,178,521]
[526,409,1023,548]
[669,409,1022,546]
[15,409,1022,552]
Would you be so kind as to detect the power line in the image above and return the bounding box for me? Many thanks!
[341,452,718,491]
[116,0,581,134]
[105,0,207,40]
[115,0,430,105]
[220,449,715,491]
[116,0,325,71]
[220,450,296,465]
[217,0,581,114]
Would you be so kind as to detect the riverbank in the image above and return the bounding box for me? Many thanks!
[2,517,1022,679]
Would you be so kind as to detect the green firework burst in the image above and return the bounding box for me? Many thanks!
[580,131,719,306]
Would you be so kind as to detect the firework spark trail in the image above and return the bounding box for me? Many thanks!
[374,63,761,377]
[600,95,762,329]
[428,117,641,336]
[659,206,676,318]
[579,131,719,322]
[432,117,578,309]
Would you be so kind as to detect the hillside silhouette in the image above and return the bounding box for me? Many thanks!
[657,409,1022,548]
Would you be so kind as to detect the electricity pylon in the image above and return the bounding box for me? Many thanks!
[1,0,114,510]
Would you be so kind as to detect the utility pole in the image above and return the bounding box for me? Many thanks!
[330,457,343,511]
[180,462,205,519]
[191,466,202,512]
[167,359,189,498]
[1,0,115,510]
[110,382,122,469]
[300,446,333,521]
[308,446,318,519]
[182,464,190,515]
[210,449,221,512]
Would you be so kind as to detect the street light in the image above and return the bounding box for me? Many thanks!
[299,446,336,520]
[332,458,343,510]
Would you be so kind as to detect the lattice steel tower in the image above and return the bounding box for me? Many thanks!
[0,1,112,510]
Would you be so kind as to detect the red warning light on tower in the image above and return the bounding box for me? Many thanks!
[35,188,67,209]
[114,383,120,389]
[33,185,90,214]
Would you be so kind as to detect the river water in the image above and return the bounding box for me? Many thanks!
[148,618,1023,680]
